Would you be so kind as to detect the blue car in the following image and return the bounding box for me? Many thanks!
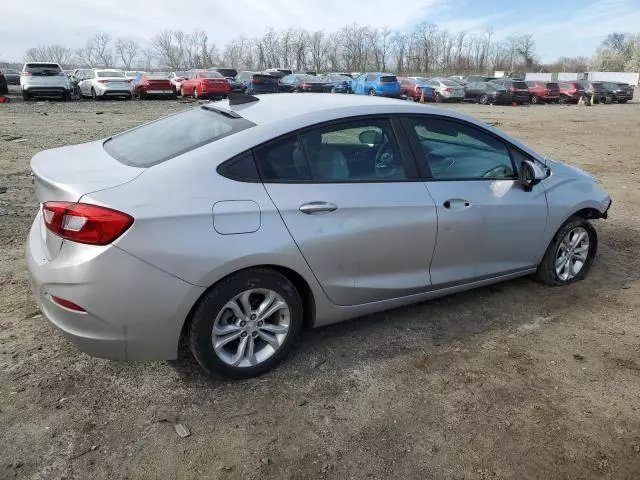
[320,75,353,93]
[351,72,401,97]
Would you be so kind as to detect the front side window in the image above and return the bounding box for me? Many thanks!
[254,119,407,182]
[408,117,515,180]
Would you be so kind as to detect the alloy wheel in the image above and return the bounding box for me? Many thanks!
[211,289,291,367]
[555,227,590,281]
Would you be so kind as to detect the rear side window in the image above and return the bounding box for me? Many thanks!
[217,68,238,78]
[380,76,397,83]
[546,83,559,89]
[24,63,61,75]
[104,107,255,167]
[513,81,528,89]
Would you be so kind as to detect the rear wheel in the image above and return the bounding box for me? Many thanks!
[189,268,303,379]
[368,89,376,96]
[179,86,184,97]
[478,94,488,105]
[22,91,30,101]
[530,95,539,104]
[91,88,97,100]
[618,99,628,104]
[558,95,568,104]
[535,216,598,286]
[193,86,199,99]
[435,92,442,103]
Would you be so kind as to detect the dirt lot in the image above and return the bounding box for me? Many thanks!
[1,89,640,480]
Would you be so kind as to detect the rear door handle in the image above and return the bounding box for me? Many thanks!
[443,198,471,209]
[299,202,338,215]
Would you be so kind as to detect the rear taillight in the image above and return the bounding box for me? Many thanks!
[21,72,32,76]
[49,295,86,312]
[443,87,452,93]
[42,202,133,246]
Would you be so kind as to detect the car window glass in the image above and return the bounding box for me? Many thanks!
[409,117,515,180]
[300,119,407,182]
[366,74,376,81]
[254,134,312,181]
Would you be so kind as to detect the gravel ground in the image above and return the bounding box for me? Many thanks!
[1,86,640,480]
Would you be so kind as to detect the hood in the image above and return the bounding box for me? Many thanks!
[545,159,598,183]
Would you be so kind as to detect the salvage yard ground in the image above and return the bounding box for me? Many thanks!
[1,89,640,480]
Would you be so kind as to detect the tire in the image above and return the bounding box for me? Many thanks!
[618,99,628,104]
[179,86,184,97]
[558,95,568,104]
[193,86,199,99]
[91,88,98,101]
[189,268,303,379]
[530,95,539,104]
[22,91,30,101]
[434,92,442,103]
[534,216,598,286]
[368,89,376,96]
[478,94,488,105]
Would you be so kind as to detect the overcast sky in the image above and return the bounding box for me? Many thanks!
[2,0,640,62]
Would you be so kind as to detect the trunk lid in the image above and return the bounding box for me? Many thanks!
[31,140,144,259]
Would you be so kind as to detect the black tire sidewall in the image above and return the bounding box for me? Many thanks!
[536,216,598,286]
[189,269,303,379]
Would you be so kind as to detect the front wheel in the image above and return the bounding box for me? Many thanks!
[558,95,568,104]
[189,268,303,379]
[618,99,628,104]
[530,95,539,104]
[534,216,598,286]
[478,94,488,105]
[368,89,376,96]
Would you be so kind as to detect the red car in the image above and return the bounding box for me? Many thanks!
[399,78,435,101]
[558,81,586,104]
[180,71,230,99]
[526,80,560,104]
[135,73,176,99]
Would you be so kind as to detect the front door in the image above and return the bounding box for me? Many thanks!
[254,117,438,306]
[403,116,548,286]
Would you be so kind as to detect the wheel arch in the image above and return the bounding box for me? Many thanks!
[178,264,316,352]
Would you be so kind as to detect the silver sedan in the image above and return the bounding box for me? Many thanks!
[26,94,611,378]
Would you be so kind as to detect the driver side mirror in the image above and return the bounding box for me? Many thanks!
[519,160,545,191]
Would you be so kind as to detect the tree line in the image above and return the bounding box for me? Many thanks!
[20,25,640,76]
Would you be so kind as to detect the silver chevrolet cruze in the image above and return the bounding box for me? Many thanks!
[26,94,611,378]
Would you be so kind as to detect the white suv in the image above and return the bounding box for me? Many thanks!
[20,62,71,100]
[77,69,133,100]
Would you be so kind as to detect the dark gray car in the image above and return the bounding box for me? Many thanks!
[1,68,20,85]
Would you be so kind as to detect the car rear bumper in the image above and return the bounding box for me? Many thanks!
[22,86,69,96]
[26,214,204,361]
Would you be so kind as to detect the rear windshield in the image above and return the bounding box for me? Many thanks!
[144,74,170,80]
[103,107,255,167]
[546,83,559,89]
[198,71,223,78]
[380,76,398,83]
[24,63,61,75]
[513,81,528,89]
[2,69,19,74]
[173,71,190,77]
[217,68,238,78]
[296,75,317,81]
[96,71,125,78]
[253,74,277,81]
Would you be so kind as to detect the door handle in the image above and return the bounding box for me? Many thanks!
[299,202,338,215]
[443,198,471,209]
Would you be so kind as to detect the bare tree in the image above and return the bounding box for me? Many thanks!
[139,48,155,71]
[89,33,114,68]
[25,45,74,65]
[115,38,139,69]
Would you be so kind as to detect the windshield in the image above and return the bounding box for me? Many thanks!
[198,71,223,78]
[441,80,459,87]
[104,107,255,167]
[24,63,61,75]
[96,71,125,78]
[217,68,238,78]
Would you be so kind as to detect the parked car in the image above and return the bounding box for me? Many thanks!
[1,68,21,85]
[461,75,497,85]
[180,70,230,99]
[418,78,465,103]
[265,68,293,76]
[464,81,511,105]
[26,94,611,379]
[557,81,586,104]
[134,73,176,99]
[237,71,280,94]
[77,69,133,100]
[279,74,331,93]
[20,62,71,101]
[328,72,354,78]
[0,71,8,94]
[448,75,466,85]
[598,82,634,104]
[213,68,244,92]
[526,81,560,104]
[169,71,190,93]
[318,75,352,93]
[351,72,401,97]
[488,78,530,104]
[399,77,434,101]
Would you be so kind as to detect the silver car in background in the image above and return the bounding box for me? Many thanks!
[26,94,611,379]
[412,77,465,102]
[77,69,133,100]
[20,62,71,100]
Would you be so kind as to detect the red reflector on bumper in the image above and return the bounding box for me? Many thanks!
[50,295,86,312]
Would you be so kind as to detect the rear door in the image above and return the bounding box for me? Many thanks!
[403,115,547,286]
[255,116,438,306]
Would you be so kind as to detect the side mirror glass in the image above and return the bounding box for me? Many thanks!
[519,160,545,191]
